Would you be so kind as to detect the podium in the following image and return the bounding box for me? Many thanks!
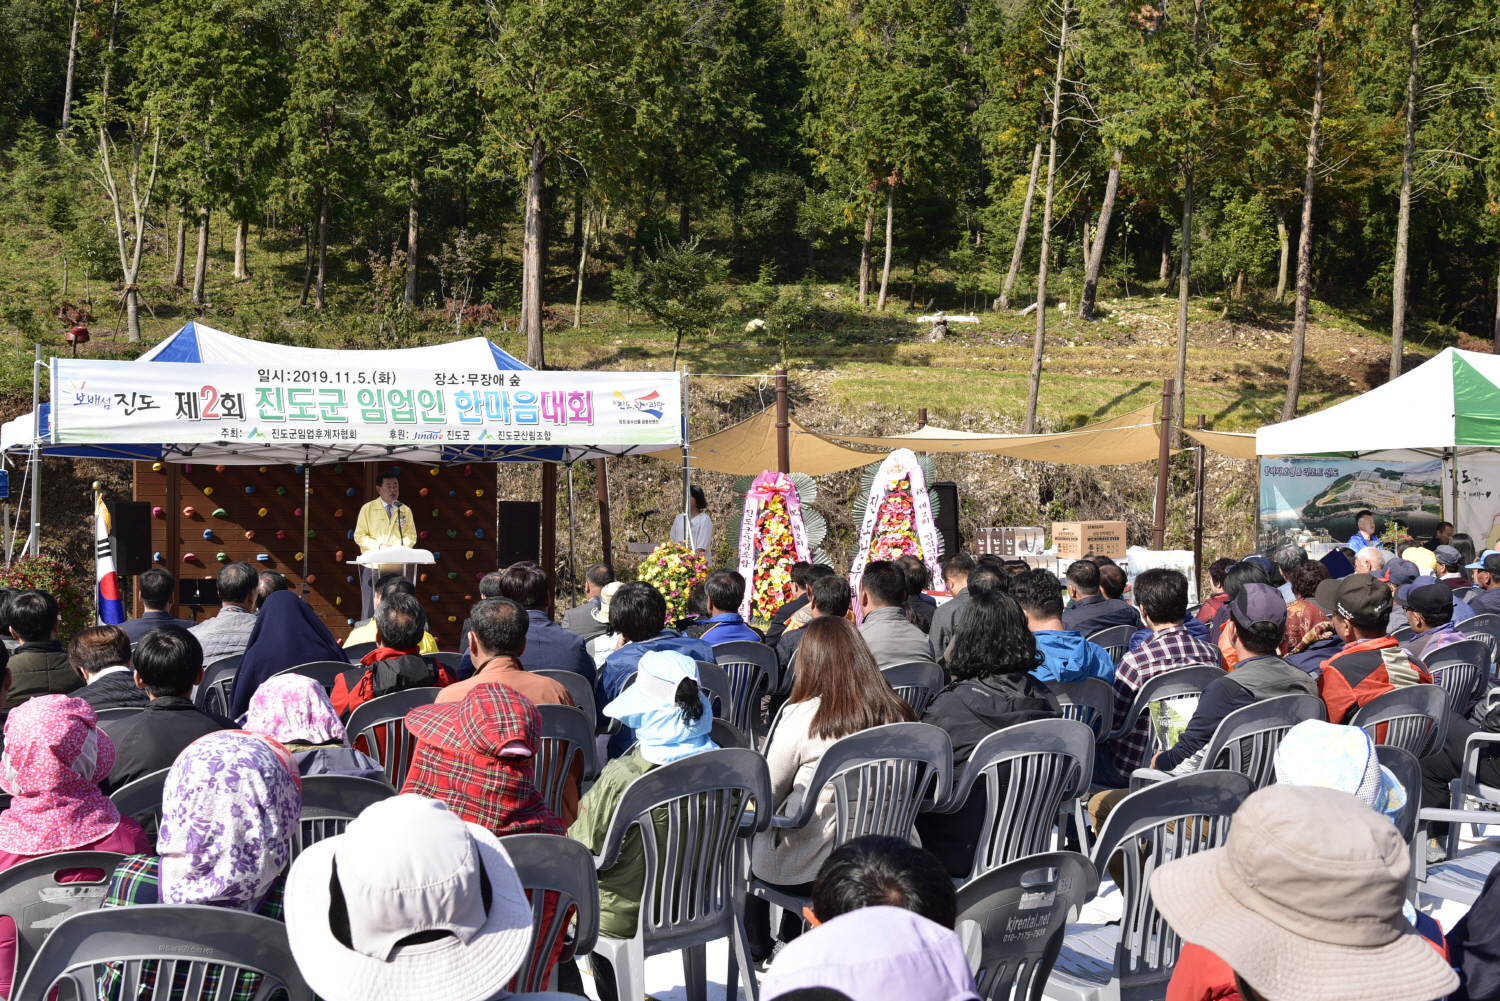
[348,546,437,585]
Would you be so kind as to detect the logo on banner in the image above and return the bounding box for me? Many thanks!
[612,390,664,419]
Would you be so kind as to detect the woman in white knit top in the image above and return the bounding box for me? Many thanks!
[745,614,917,963]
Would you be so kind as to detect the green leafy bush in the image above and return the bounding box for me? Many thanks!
[0,553,93,639]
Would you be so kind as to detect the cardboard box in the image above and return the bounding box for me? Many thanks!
[973,527,1046,557]
[1052,521,1128,559]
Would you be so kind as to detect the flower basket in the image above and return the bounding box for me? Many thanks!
[636,541,709,624]
[848,449,943,614]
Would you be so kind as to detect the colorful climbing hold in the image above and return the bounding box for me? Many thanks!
[475,489,484,497]
[294,466,304,474]
[392,466,401,474]
[293,507,303,517]
[259,466,267,473]
[335,550,344,562]
[465,550,474,560]
[152,506,164,519]
[152,462,163,472]
[245,531,255,540]
[203,487,214,497]
[258,508,268,517]
[276,487,286,496]
[430,595,440,601]
[306,574,316,583]
[183,506,196,517]
[346,576,355,583]
[307,530,317,538]
[182,553,197,562]
[463,464,473,477]
[474,572,485,581]
[474,529,485,539]
[419,488,429,498]
[449,491,457,497]
[202,529,213,540]
[184,464,194,474]
[419,530,429,539]
[446,529,457,539]
[431,508,439,518]
[448,616,457,623]
[276,530,286,540]
[294,552,305,562]
[347,530,354,539]
[335,596,342,605]
[256,554,270,562]
[216,553,228,562]
[334,509,343,518]
[447,572,457,580]
[346,488,356,497]
[464,509,474,518]
[335,464,343,474]
[431,552,441,560]
[429,468,439,476]
[211,508,228,518]
[420,574,429,582]
[245,486,256,494]
[215,465,226,473]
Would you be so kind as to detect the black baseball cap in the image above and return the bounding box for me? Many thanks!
[1399,582,1452,620]
[1329,573,1393,628]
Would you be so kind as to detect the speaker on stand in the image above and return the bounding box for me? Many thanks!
[930,482,962,560]
[496,501,542,567]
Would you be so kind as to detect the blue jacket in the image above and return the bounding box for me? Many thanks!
[691,613,761,645]
[1284,634,1343,674]
[599,630,716,758]
[1347,532,1382,553]
[1031,630,1116,684]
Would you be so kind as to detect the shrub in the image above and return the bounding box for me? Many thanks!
[0,553,93,639]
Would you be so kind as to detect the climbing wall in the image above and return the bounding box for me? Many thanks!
[133,460,499,648]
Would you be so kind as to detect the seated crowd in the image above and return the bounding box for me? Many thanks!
[0,519,1495,1001]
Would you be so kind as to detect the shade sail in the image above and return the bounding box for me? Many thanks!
[1185,427,1258,460]
[642,407,880,475]
[827,404,1177,464]
[1256,348,1500,457]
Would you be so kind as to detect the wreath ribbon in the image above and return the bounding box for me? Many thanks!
[736,470,810,619]
[848,448,943,621]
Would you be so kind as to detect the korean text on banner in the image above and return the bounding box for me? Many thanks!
[49,360,684,448]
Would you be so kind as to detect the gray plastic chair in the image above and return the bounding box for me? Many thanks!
[0,850,124,990]
[537,704,596,819]
[1374,744,1421,844]
[292,774,396,858]
[711,642,777,737]
[533,670,602,734]
[345,687,441,790]
[1349,684,1449,759]
[751,722,953,914]
[342,641,377,660]
[1108,665,1225,749]
[881,661,946,716]
[271,660,351,693]
[1048,770,1255,1001]
[1392,624,1417,644]
[590,747,771,1001]
[934,719,1095,882]
[1417,729,1500,900]
[955,851,1100,1001]
[426,651,463,672]
[1425,639,1491,714]
[710,718,750,750]
[692,662,737,723]
[499,833,601,994]
[194,657,238,717]
[13,903,314,1001]
[1085,625,1136,667]
[1048,678,1115,742]
[91,708,143,722]
[107,766,171,840]
[1460,613,1500,665]
[1193,693,1326,789]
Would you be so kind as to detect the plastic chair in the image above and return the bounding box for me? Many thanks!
[711,642,777,737]
[1375,744,1421,844]
[1048,678,1115,742]
[194,657,238,717]
[1349,684,1449,759]
[537,704,596,819]
[1425,639,1491,714]
[107,767,171,840]
[426,650,463,671]
[750,722,953,915]
[292,774,396,858]
[499,833,601,994]
[1417,730,1500,901]
[933,719,1094,882]
[692,662,736,723]
[1107,665,1225,750]
[881,661,946,716]
[1048,771,1255,1001]
[534,669,601,734]
[1460,613,1500,665]
[270,660,351,693]
[0,850,125,990]
[1391,625,1417,644]
[342,641,377,660]
[710,718,750,750]
[1085,625,1136,666]
[13,903,314,1001]
[955,851,1100,1001]
[91,708,142,722]
[1130,693,1326,792]
[344,687,441,790]
[590,747,771,1001]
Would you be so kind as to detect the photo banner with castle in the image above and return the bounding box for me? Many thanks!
[1259,457,1446,554]
[48,359,683,448]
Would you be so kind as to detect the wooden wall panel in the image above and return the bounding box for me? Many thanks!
[135,460,499,648]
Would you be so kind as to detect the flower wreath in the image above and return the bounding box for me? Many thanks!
[736,470,811,620]
[848,448,943,617]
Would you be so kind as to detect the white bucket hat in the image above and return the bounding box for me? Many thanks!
[284,794,533,1001]
[593,580,624,624]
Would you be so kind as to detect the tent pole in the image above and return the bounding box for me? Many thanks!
[541,462,557,617]
[567,463,577,607]
[301,452,310,594]
[681,369,692,534]
[1449,447,1459,528]
[1194,414,1206,595]
[26,344,41,557]
[595,457,613,569]
[1152,378,1174,550]
[917,407,928,429]
[775,368,790,474]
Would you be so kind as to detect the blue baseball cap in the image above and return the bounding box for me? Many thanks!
[1466,549,1500,571]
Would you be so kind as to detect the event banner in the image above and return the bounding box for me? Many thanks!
[1258,456,1444,553]
[1455,454,1500,552]
[49,359,684,447]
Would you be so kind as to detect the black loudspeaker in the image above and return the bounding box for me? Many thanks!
[107,500,153,576]
[497,501,542,568]
[930,482,961,560]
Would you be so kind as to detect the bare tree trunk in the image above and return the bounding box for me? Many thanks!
[97,123,160,343]
[877,179,896,310]
[859,203,875,306]
[679,203,689,242]
[1274,206,1290,301]
[300,230,313,307]
[1080,148,1122,320]
[171,209,186,287]
[1025,7,1068,434]
[60,0,81,134]
[314,185,329,311]
[1390,4,1420,383]
[192,206,208,305]
[574,207,590,329]
[404,179,419,306]
[523,136,546,368]
[1174,168,1194,442]
[1000,141,1043,310]
[233,218,248,279]
[1282,44,1325,423]
[1159,232,1171,283]
[573,185,584,261]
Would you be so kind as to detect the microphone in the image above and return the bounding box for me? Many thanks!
[641,509,660,517]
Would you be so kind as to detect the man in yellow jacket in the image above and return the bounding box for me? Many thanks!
[354,470,416,618]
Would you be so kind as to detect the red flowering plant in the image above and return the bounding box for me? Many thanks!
[636,541,709,624]
[0,553,93,638]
